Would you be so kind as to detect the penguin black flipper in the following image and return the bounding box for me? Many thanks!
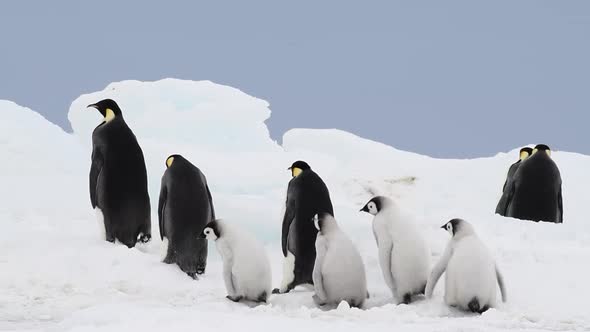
[89,145,104,209]
[206,184,216,220]
[502,162,520,192]
[498,180,515,217]
[158,182,168,240]
[495,191,509,216]
[496,163,520,216]
[281,183,298,257]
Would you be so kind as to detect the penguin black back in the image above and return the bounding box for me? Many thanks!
[287,165,334,256]
[505,144,563,223]
[275,161,334,293]
[503,147,533,191]
[495,147,533,216]
[89,99,151,247]
[159,154,215,278]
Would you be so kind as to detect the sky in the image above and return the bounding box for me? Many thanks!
[0,1,589,158]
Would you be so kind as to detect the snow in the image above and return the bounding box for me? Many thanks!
[2,79,590,331]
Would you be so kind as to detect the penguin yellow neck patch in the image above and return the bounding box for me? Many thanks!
[166,157,175,168]
[519,151,530,160]
[104,109,116,123]
[532,148,551,157]
[292,167,303,178]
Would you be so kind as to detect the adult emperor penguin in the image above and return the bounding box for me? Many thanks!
[502,144,563,223]
[425,219,507,313]
[495,147,533,216]
[88,99,151,248]
[202,219,272,303]
[273,160,334,294]
[159,154,215,279]
[361,196,430,304]
[312,213,367,308]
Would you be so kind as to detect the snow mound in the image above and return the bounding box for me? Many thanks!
[2,79,590,331]
[69,79,279,153]
[0,100,86,219]
[1,100,82,172]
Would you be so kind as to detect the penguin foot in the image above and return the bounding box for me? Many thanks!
[256,291,268,303]
[312,294,326,306]
[226,295,243,302]
[138,233,152,243]
[401,293,412,305]
[272,282,295,294]
[349,299,364,309]
[187,272,199,280]
[272,287,293,294]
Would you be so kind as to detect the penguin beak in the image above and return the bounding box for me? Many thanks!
[287,167,292,170]
[87,103,98,109]
[440,224,446,230]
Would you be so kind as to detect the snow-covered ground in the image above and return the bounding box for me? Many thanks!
[1,79,589,331]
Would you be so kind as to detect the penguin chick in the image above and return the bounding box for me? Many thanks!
[312,212,367,308]
[425,218,507,313]
[202,220,272,303]
[361,196,430,304]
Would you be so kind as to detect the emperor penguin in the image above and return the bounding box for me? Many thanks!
[312,213,367,308]
[88,99,151,248]
[361,196,430,304]
[425,219,507,313]
[495,147,533,216]
[502,144,563,223]
[159,154,215,279]
[202,219,272,303]
[273,160,334,294]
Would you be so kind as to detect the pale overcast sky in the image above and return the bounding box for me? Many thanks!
[1,1,588,157]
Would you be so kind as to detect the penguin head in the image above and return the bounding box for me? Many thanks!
[360,196,388,215]
[441,218,474,238]
[87,99,122,123]
[166,154,182,168]
[532,144,551,157]
[519,147,533,161]
[201,220,221,241]
[313,212,336,233]
[288,160,311,178]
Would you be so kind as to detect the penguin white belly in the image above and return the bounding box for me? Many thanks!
[160,237,169,261]
[95,208,106,240]
[445,237,497,308]
[321,235,367,303]
[278,186,297,291]
[228,238,272,299]
[390,225,430,295]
